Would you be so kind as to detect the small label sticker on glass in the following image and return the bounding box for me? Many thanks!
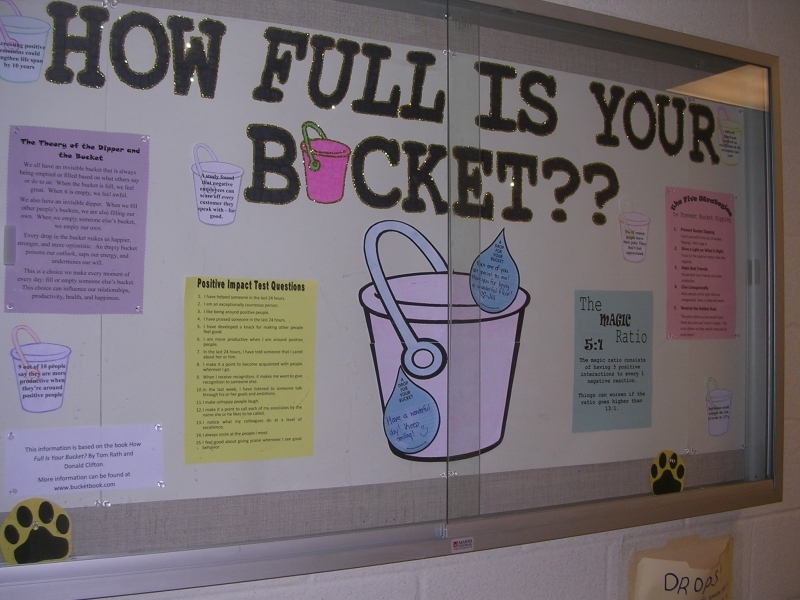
[450,537,475,554]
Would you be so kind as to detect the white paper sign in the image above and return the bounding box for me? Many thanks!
[629,535,733,600]
[5,424,163,496]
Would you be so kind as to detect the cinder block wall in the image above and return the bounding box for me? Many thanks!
[113,1,800,598]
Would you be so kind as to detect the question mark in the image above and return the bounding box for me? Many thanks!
[583,162,619,225]
[542,157,580,223]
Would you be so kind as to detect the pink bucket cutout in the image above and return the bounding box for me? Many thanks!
[300,121,351,204]
[359,221,530,461]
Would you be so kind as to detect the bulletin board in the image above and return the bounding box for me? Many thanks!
[0,0,780,595]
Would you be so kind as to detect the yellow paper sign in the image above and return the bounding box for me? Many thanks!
[185,277,316,464]
[629,535,733,600]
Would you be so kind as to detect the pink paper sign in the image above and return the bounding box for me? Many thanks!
[5,126,149,314]
[665,187,735,339]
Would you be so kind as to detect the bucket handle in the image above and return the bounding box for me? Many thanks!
[364,221,448,379]
[192,143,218,177]
[705,376,723,408]
[619,197,635,233]
[11,324,41,381]
[301,121,326,172]
[0,0,22,49]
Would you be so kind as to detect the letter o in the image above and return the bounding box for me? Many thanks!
[110,12,170,90]
[623,90,656,150]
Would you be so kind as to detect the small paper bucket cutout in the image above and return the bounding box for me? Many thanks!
[717,107,742,166]
[0,0,50,83]
[618,198,650,263]
[191,143,243,225]
[10,325,71,413]
[705,377,731,436]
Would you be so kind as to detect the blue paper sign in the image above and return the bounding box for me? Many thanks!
[572,290,653,432]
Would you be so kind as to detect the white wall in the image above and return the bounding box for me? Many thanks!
[112,1,800,598]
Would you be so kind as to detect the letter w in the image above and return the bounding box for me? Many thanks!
[167,16,227,98]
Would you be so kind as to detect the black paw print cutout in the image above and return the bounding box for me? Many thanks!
[650,451,686,495]
[1,498,71,565]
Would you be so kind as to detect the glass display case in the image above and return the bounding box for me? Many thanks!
[0,0,780,597]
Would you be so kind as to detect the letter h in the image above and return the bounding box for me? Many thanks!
[46,1,108,88]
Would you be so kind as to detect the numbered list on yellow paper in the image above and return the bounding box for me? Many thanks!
[185,277,316,463]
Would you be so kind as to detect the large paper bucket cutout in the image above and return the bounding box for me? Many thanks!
[10,325,71,413]
[717,107,742,166]
[0,1,50,83]
[705,377,731,436]
[618,198,650,263]
[359,221,529,461]
[191,143,243,225]
[300,121,351,204]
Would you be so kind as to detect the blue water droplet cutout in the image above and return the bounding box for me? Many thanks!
[469,230,520,313]
[383,368,440,454]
